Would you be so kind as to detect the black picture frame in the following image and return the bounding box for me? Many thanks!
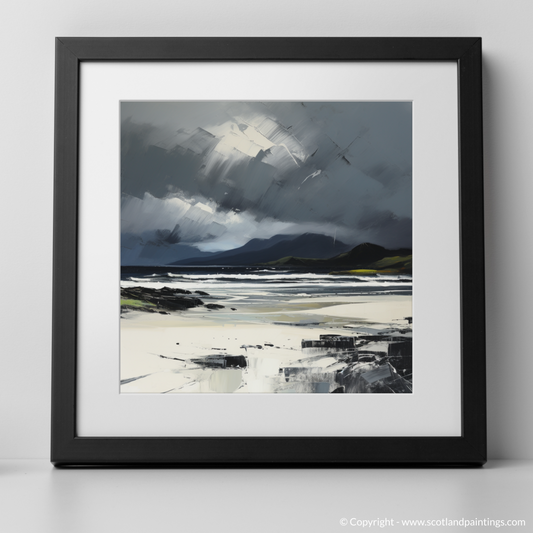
[52,37,486,466]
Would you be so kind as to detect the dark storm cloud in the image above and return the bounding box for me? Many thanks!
[121,101,412,248]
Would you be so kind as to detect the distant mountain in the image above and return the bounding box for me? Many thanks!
[170,233,351,266]
[264,242,412,273]
[170,233,294,266]
[122,235,215,266]
[326,242,411,267]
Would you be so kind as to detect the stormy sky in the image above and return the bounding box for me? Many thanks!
[121,101,412,256]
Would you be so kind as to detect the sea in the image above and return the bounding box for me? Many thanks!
[121,265,412,305]
[120,266,413,393]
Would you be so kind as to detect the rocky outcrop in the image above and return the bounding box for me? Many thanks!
[121,286,204,312]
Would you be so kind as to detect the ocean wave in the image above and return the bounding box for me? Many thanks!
[177,272,325,280]
[121,281,411,293]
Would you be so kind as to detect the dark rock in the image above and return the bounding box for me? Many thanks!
[191,355,247,369]
[302,335,356,352]
[195,290,210,296]
[205,303,225,310]
[388,340,412,356]
[159,286,192,295]
[387,339,412,374]
[121,305,156,313]
[121,286,204,313]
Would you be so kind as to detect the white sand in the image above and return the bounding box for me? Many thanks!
[120,294,411,393]
[293,294,411,323]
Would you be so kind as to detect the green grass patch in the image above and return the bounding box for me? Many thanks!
[120,299,155,308]
[329,269,379,276]
[369,255,412,269]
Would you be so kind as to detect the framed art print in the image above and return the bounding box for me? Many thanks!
[52,38,486,465]
[119,99,413,396]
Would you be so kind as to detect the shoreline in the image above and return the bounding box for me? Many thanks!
[120,291,412,394]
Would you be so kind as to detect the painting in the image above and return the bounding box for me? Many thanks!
[53,37,486,465]
[120,101,413,394]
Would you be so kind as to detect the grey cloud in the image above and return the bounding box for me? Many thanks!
[121,101,412,249]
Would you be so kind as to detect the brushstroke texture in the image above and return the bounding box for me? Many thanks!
[121,102,412,265]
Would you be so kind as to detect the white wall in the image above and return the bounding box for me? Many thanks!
[1,0,531,459]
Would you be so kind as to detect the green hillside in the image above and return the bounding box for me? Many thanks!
[329,255,412,275]
[261,243,412,274]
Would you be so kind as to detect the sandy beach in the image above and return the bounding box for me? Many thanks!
[120,292,412,394]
